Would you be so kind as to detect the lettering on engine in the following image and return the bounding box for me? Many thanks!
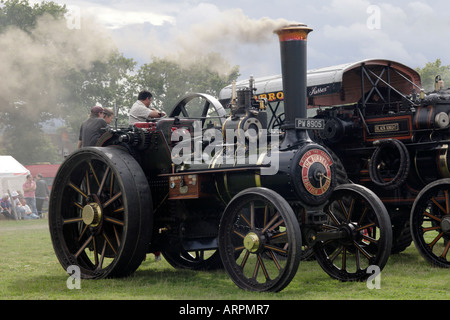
[374,123,399,133]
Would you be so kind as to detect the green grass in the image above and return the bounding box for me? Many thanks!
[0,219,448,300]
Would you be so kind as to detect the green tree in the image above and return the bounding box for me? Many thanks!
[63,51,137,131]
[1,106,59,164]
[134,54,240,114]
[0,0,67,163]
[0,0,66,34]
[0,0,240,164]
[416,59,450,92]
[0,0,134,161]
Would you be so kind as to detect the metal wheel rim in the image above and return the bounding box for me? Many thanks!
[410,179,450,268]
[219,188,301,292]
[49,147,151,278]
[313,184,392,281]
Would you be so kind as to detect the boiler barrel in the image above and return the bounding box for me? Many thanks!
[208,143,335,207]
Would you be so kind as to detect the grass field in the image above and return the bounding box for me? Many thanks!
[0,218,448,301]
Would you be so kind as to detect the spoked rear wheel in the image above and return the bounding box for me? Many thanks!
[410,179,450,268]
[313,184,392,281]
[49,147,152,279]
[219,187,302,292]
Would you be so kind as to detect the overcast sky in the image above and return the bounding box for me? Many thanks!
[30,0,450,81]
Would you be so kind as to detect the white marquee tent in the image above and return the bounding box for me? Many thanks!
[0,155,30,197]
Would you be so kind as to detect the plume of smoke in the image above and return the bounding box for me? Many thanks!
[185,9,295,44]
[146,8,297,75]
[0,14,116,119]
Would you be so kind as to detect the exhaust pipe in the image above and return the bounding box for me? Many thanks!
[274,24,313,149]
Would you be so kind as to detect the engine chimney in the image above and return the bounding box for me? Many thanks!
[274,24,313,149]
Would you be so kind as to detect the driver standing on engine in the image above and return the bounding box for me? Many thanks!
[128,90,166,125]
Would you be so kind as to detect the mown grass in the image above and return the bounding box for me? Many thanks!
[0,219,448,301]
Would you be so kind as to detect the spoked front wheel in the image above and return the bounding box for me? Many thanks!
[49,147,152,279]
[313,184,392,281]
[410,179,450,268]
[219,187,302,292]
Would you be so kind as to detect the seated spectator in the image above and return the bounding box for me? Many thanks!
[0,194,15,220]
[18,197,39,219]
[10,191,34,220]
[10,191,21,217]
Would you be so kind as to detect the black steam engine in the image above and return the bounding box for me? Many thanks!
[311,71,450,268]
[48,25,393,292]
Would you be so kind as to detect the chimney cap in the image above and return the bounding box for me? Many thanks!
[274,24,313,41]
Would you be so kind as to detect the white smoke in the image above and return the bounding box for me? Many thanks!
[179,8,295,47]
[0,13,116,117]
[110,5,298,76]
[171,8,297,74]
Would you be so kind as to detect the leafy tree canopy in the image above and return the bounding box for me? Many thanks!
[415,58,450,92]
[134,53,239,115]
[0,0,240,164]
[0,0,66,33]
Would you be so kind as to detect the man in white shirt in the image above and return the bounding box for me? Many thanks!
[128,90,166,125]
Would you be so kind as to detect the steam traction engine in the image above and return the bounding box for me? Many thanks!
[48,25,392,292]
[311,70,450,268]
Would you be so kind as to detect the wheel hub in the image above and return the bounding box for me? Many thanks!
[340,223,359,243]
[441,215,450,234]
[82,202,102,227]
[243,232,261,253]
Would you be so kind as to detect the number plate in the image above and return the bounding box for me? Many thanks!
[295,118,325,130]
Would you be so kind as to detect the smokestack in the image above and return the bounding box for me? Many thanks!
[274,24,313,149]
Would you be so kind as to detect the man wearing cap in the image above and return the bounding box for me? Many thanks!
[77,106,108,148]
[103,107,115,125]
[10,191,23,219]
[129,90,166,125]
